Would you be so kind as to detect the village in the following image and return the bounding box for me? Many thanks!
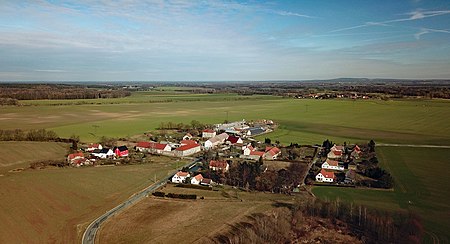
[66,119,391,192]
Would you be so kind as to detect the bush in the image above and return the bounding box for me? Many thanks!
[166,193,197,199]
[152,191,165,197]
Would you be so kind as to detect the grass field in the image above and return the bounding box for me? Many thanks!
[1,95,449,145]
[0,158,183,244]
[312,147,450,243]
[0,141,69,173]
[97,184,305,243]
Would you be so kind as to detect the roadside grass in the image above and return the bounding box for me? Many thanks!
[0,158,182,244]
[313,147,450,243]
[0,141,69,173]
[97,184,305,243]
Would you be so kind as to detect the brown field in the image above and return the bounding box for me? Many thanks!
[0,157,182,244]
[97,184,306,243]
[0,141,69,173]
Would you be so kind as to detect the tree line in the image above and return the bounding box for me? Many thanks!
[212,199,423,244]
[0,84,131,100]
[0,129,58,141]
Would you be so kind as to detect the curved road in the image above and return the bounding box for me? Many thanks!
[81,158,198,244]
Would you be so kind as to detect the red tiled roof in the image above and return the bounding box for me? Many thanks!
[250,151,265,156]
[325,159,339,166]
[203,129,215,133]
[265,147,280,156]
[68,152,84,160]
[194,174,203,181]
[201,178,212,184]
[209,160,228,169]
[176,171,189,177]
[137,142,167,150]
[320,169,335,179]
[331,150,342,156]
[227,136,241,144]
[180,140,197,145]
[176,143,200,151]
[354,145,361,151]
[88,143,100,148]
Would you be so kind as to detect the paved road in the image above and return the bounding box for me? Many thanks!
[377,143,450,149]
[81,158,198,244]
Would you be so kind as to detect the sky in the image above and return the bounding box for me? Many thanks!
[0,0,449,81]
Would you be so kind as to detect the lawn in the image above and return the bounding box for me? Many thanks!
[97,184,305,243]
[0,158,183,244]
[313,147,450,243]
[0,141,69,173]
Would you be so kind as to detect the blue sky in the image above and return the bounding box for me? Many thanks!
[0,0,449,81]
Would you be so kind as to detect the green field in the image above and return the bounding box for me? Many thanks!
[0,158,182,244]
[1,95,449,145]
[313,147,450,243]
[0,141,69,173]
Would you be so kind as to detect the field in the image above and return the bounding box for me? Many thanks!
[97,184,306,243]
[0,157,183,244]
[1,93,449,146]
[313,147,450,243]
[0,141,69,173]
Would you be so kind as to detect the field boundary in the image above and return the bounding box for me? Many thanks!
[378,143,450,148]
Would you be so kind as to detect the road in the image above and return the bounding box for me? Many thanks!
[377,143,450,149]
[81,158,198,244]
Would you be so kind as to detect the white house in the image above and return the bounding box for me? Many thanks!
[202,129,216,138]
[174,143,201,157]
[172,171,190,183]
[242,144,255,155]
[321,159,344,171]
[92,148,114,159]
[316,169,335,182]
[204,133,228,149]
[182,133,193,140]
[191,174,203,185]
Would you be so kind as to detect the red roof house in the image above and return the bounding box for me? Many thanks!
[209,160,229,172]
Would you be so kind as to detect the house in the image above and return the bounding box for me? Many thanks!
[180,140,198,146]
[246,127,266,136]
[202,129,216,138]
[136,142,171,154]
[226,136,243,145]
[92,148,114,159]
[242,144,255,155]
[345,169,356,184]
[172,171,190,183]
[67,152,84,164]
[204,133,229,149]
[200,178,213,186]
[351,145,361,159]
[315,169,335,182]
[191,174,203,185]
[327,149,343,159]
[114,146,129,157]
[247,150,265,160]
[321,159,345,171]
[182,133,193,141]
[86,143,102,152]
[209,160,229,172]
[175,143,201,157]
[72,158,92,167]
[264,146,281,160]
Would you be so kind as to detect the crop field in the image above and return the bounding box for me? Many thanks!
[1,93,449,145]
[0,141,69,173]
[97,184,306,243]
[313,147,450,243]
[0,158,183,244]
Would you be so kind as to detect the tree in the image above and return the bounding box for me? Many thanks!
[264,138,271,145]
[368,140,376,152]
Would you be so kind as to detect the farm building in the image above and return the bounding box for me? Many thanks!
[172,171,190,183]
[136,142,171,154]
[202,129,216,138]
[67,152,84,164]
[246,127,266,136]
[114,146,129,157]
[204,133,229,149]
[327,149,342,159]
[321,159,344,171]
[264,146,281,160]
[316,169,335,182]
[200,178,213,186]
[226,136,243,145]
[92,148,115,159]
[175,143,201,157]
[86,143,102,152]
[209,160,229,172]
[182,133,193,140]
